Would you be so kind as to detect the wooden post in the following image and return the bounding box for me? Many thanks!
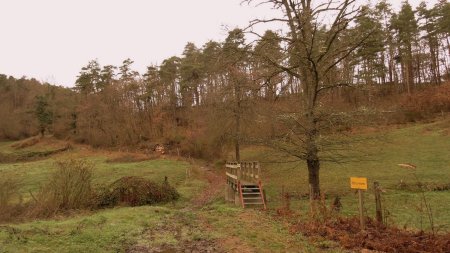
[234,188,240,205]
[251,162,254,181]
[241,162,244,181]
[243,162,247,181]
[237,163,241,182]
[225,185,229,202]
[350,177,368,230]
[256,162,260,178]
[358,189,365,230]
[374,181,383,224]
[229,185,234,203]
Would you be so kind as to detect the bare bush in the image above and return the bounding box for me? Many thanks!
[0,175,23,222]
[29,159,94,217]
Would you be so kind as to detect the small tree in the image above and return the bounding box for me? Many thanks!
[35,95,53,136]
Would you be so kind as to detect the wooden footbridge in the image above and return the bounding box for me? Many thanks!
[225,161,266,209]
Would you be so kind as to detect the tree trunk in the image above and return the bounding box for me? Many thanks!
[305,112,320,199]
[429,37,439,85]
[234,95,241,162]
[307,156,320,199]
[194,84,200,106]
[235,137,240,162]
[407,45,414,93]
[234,76,242,163]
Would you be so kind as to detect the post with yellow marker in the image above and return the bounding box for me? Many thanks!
[350,177,368,230]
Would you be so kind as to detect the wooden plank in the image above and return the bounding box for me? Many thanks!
[226,172,238,180]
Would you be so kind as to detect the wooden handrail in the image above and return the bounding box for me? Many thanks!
[226,161,261,184]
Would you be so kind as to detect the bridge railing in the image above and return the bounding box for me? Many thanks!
[225,161,261,185]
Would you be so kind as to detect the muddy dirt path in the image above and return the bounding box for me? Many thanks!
[191,165,225,207]
[128,164,253,253]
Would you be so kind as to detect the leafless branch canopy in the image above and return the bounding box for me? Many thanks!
[243,0,372,102]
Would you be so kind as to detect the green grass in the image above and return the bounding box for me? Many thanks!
[0,206,177,253]
[0,202,333,253]
[239,120,450,231]
[0,139,327,252]
[1,120,448,251]
[202,201,337,253]
[0,152,189,197]
[0,142,205,252]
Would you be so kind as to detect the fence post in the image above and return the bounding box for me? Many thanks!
[374,181,383,224]
[257,162,261,180]
[251,162,255,181]
[358,189,365,230]
[237,163,241,182]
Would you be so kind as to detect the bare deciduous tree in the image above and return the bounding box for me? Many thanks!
[244,0,372,198]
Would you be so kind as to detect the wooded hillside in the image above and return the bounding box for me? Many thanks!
[1,0,449,160]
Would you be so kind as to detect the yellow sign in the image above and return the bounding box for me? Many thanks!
[350,177,368,190]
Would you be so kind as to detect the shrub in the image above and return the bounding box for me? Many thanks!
[96,176,179,208]
[29,159,94,217]
[0,175,23,222]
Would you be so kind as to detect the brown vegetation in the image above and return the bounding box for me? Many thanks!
[0,176,23,222]
[0,143,71,163]
[397,84,450,122]
[10,136,41,149]
[291,217,450,253]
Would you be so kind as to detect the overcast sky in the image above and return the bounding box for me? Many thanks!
[0,0,439,87]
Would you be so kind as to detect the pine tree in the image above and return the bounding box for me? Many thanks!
[392,1,419,93]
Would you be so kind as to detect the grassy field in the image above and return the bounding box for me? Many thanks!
[0,142,189,197]
[238,119,450,231]
[0,141,191,252]
[0,139,331,252]
[0,203,335,253]
[0,119,449,252]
